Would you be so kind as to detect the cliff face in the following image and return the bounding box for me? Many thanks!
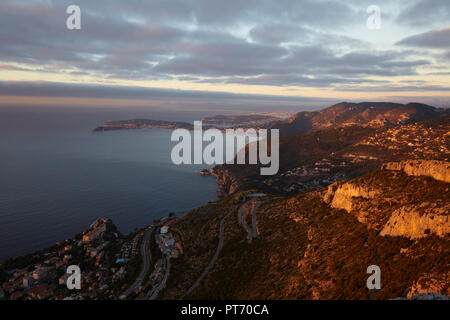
[323,182,378,213]
[382,160,450,183]
[322,160,450,239]
[380,204,449,239]
[210,167,240,197]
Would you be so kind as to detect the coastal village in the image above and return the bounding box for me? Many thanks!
[0,215,183,300]
[357,121,449,160]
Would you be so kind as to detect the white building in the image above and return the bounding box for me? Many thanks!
[160,226,169,234]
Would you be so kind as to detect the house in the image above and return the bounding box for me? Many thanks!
[12,268,28,278]
[33,268,49,281]
[82,223,106,242]
[22,275,34,288]
[160,226,169,234]
[163,237,175,247]
[83,219,108,242]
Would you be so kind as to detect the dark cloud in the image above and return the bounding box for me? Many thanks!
[396,28,450,49]
[0,0,447,92]
[396,0,450,27]
[0,81,340,111]
[339,84,450,92]
[154,42,430,87]
[0,81,332,102]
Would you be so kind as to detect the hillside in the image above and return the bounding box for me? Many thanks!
[212,113,450,195]
[271,102,447,136]
[161,161,449,300]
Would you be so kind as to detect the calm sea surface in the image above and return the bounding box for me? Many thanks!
[0,106,220,260]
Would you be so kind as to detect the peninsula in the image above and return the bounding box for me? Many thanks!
[93,119,196,132]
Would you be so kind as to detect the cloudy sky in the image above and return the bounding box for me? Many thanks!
[0,0,449,109]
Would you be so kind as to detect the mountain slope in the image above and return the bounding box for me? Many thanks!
[212,113,449,195]
[271,102,446,136]
[162,161,449,300]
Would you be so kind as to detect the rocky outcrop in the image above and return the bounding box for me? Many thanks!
[323,182,378,213]
[380,204,449,239]
[407,273,450,299]
[382,160,450,183]
[210,167,240,197]
[394,293,449,300]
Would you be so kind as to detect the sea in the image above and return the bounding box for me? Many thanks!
[0,105,224,261]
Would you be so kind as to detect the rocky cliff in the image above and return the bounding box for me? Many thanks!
[210,168,240,197]
[323,181,378,213]
[322,160,449,239]
[380,204,449,239]
[382,160,450,183]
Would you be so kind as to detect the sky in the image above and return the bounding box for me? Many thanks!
[0,0,449,110]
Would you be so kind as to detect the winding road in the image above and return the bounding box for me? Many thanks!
[147,229,171,300]
[238,197,271,242]
[120,227,153,299]
[181,206,237,299]
[179,195,276,299]
[237,200,253,241]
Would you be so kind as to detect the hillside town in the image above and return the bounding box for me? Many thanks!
[233,118,450,195]
[357,122,449,160]
[0,216,184,300]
